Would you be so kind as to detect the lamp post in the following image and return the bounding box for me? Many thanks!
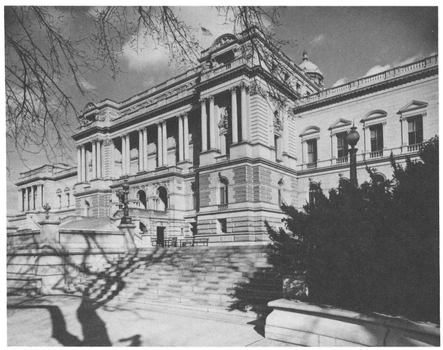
[117,178,132,225]
[346,125,360,187]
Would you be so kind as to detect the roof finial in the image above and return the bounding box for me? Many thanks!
[302,50,308,61]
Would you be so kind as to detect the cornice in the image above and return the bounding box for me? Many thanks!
[16,170,77,186]
[295,66,438,114]
[72,94,196,141]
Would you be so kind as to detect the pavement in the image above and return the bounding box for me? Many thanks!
[7,295,295,347]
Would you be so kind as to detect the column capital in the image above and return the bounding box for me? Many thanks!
[240,81,249,91]
[103,138,113,146]
[180,112,188,118]
[230,86,238,94]
[199,97,207,104]
[208,95,215,102]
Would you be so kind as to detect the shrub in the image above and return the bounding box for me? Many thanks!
[267,137,439,323]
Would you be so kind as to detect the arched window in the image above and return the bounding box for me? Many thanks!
[278,179,285,207]
[309,181,321,205]
[56,189,62,209]
[300,126,320,169]
[157,186,168,211]
[219,177,229,206]
[137,190,147,209]
[84,200,91,217]
[65,187,70,208]
[139,222,147,234]
[372,172,386,185]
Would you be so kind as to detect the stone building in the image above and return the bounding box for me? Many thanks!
[9,29,439,246]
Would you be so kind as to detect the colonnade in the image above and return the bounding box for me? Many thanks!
[77,139,102,183]
[200,82,249,152]
[77,113,191,181]
[76,83,249,182]
[19,184,44,212]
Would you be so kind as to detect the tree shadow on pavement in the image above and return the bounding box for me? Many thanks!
[8,299,140,346]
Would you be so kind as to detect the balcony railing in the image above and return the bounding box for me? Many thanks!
[218,203,228,210]
[407,143,421,152]
[307,162,317,169]
[369,150,383,158]
[336,156,349,164]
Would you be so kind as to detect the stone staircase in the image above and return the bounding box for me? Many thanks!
[70,245,283,317]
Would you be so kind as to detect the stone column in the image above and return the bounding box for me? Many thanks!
[25,187,29,211]
[77,147,82,183]
[240,83,249,141]
[32,186,36,210]
[81,144,86,182]
[121,135,126,175]
[92,140,97,179]
[178,114,184,162]
[97,140,102,178]
[209,96,215,149]
[157,123,163,167]
[34,185,41,210]
[231,86,238,144]
[143,128,148,171]
[200,98,208,151]
[41,184,45,208]
[126,134,131,175]
[183,113,189,160]
[37,184,43,210]
[138,129,144,171]
[105,138,115,179]
[18,190,23,212]
[283,109,289,154]
[162,121,168,166]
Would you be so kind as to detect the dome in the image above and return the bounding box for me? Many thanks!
[299,50,323,76]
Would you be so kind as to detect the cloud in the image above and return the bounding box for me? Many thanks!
[122,37,170,71]
[309,34,325,48]
[332,78,348,87]
[363,64,391,77]
[393,53,424,67]
[80,78,96,91]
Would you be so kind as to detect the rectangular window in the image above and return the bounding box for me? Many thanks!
[219,185,228,205]
[337,132,348,158]
[370,125,384,152]
[408,116,423,145]
[307,139,317,164]
[218,219,227,234]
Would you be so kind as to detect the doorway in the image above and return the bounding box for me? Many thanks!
[156,226,165,247]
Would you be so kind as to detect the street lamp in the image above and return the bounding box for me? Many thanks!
[117,178,132,225]
[346,125,360,187]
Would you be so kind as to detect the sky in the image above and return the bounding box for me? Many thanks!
[4,6,439,215]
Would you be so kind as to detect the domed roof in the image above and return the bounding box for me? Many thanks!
[299,50,323,76]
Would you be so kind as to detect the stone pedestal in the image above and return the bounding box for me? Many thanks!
[118,223,137,251]
[142,234,152,247]
[38,219,61,244]
[177,160,192,173]
[199,149,221,166]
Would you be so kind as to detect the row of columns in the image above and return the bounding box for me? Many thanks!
[77,139,102,183]
[19,184,44,212]
[77,113,192,181]
[200,82,249,152]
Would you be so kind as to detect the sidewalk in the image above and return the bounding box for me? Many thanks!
[7,295,293,347]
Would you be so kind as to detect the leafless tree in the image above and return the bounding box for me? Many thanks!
[6,6,292,167]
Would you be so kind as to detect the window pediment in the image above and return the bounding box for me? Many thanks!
[300,126,320,137]
[397,100,428,115]
[328,118,352,131]
[361,110,387,128]
[361,110,387,122]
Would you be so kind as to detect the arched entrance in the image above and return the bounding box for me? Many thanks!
[137,190,147,209]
